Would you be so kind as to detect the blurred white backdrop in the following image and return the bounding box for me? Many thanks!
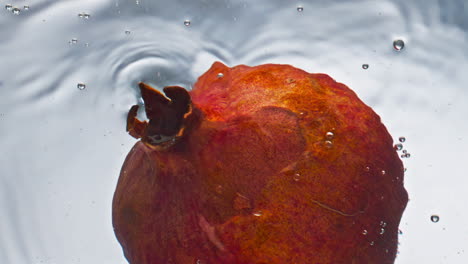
[1,0,467,263]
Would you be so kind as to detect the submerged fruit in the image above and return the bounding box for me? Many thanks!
[112,62,408,264]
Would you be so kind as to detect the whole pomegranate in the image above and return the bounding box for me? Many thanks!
[112,62,408,264]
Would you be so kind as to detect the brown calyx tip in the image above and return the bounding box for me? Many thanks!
[126,82,194,147]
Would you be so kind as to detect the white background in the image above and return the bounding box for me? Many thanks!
[1,0,467,263]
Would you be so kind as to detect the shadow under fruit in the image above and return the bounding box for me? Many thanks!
[112,62,408,264]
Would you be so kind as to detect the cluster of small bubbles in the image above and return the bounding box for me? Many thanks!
[77,83,86,90]
[393,39,405,51]
[297,6,304,12]
[217,73,224,78]
[400,152,411,158]
[252,211,263,217]
[184,20,191,26]
[78,12,91,19]
[69,38,78,44]
[362,64,369,70]
[362,229,368,235]
[5,4,13,11]
[394,143,403,151]
[430,215,440,223]
[293,173,301,182]
[399,137,406,142]
[125,30,131,35]
[325,131,334,140]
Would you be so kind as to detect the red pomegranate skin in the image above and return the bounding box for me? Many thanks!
[112,62,408,264]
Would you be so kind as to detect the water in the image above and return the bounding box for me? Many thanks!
[1,0,468,264]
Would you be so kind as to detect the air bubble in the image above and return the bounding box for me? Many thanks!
[401,153,411,158]
[430,215,439,223]
[253,211,263,217]
[370,241,375,246]
[217,73,224,78]
[77,83,86,90]
[393,39,405,51]
[293,173,301,182]
[125,30,131,35]
[394,143,403,151]
[5,4,13,11]
[135,0,140,5]
[23,5,29,10]
[381,170,386,175]
[380,228,385,235]
[324,140,333,148]
[398,229,403,235]
[12,7,20,15]
[362,230,368,235]
[325,131,334,140]
[399,137,406,142]
[362,64,369,70]
[297,6,304,12]
[380,221,387,227]
[402,149,407,154]
[69,38,78,44]
[184,20,191,26]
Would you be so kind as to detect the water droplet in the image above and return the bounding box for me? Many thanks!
[217,73,224,78]
[23,5,29,10]
[393,39,405,51]
[77,83,86,90]
[325,131,334,140]
[362,64,369,69]
[293,173,301,181]
[125,30,131,35]
[5,4,13,11]
[12,7,20,15]
[253,211,263,217]
[431,215,439,223]
[184,20,191,26]
[70,38,78,44]
[398,229,403,235]
[362,229,368,235]
[394,143,403,151]
[215,185,223,194]
[380,228,385,235]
